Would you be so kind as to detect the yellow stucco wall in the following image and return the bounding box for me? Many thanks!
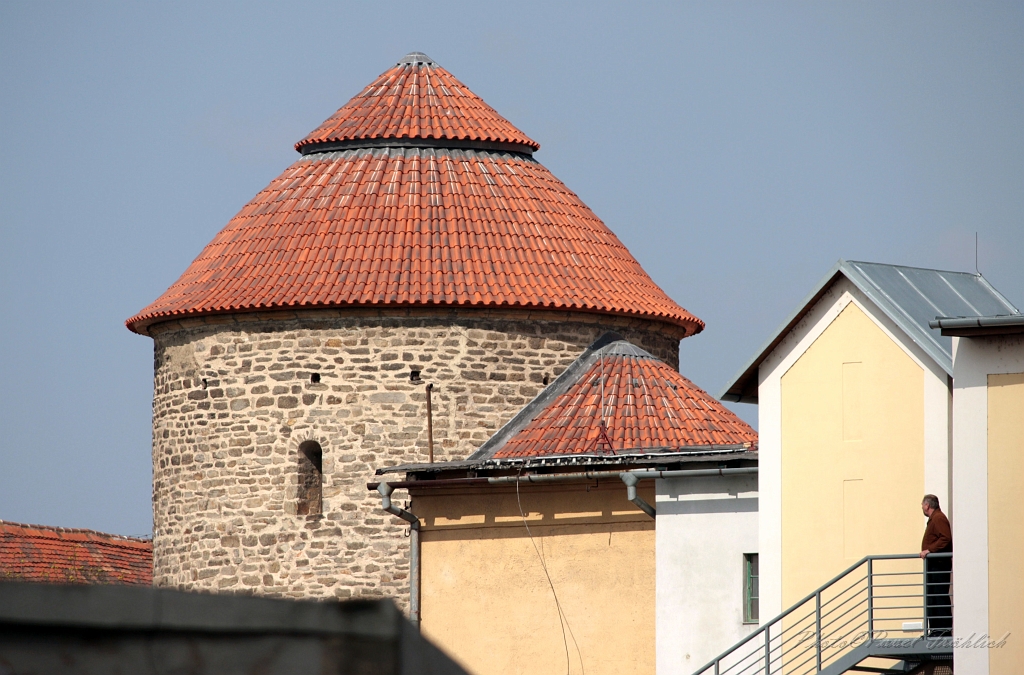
[988,372,1024,673]
[414,482,655,675]
[780,302,925,606]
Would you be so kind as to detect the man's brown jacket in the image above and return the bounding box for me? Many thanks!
[922,509,952,553]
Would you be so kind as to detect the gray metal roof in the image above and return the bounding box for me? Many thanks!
[720,260,1020,403]
[397,52,437,67]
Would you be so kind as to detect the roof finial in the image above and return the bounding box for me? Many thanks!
[397,52,436,67]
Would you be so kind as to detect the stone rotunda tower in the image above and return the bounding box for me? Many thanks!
[127,52,704,601]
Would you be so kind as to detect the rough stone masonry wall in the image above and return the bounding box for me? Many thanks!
[148,308,682,606]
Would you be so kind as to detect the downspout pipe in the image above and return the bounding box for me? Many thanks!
[620,472,656,519]
[618,467,758,520]
[376,482,420,629]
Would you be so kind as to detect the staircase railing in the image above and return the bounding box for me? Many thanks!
[691,553,952,675]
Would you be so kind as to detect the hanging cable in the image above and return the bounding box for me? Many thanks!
[515,464,585,675]
[599,347,607,426]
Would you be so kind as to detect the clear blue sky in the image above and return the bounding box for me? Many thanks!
[2,2,1021,536]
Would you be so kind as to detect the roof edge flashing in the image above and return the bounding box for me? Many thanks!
[378,446,759,476]
[296,136,537,156]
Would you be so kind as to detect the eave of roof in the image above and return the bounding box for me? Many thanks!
[930,314,1024,337]
[376,448,758,478]
[719,260,1020,403]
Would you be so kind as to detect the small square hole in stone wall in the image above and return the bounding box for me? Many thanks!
[310,373,321,384]
[410,369,422,383]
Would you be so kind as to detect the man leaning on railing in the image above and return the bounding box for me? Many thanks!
[920,494,953,637]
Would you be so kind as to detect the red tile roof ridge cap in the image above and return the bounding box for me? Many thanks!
[0,520,152,549]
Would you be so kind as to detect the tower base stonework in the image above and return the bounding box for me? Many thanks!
[149,308,682,603]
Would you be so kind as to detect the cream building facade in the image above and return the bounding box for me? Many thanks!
[407,471,761,675]
[721,260,1018,619]
[409,481,656,675]
[933,315,1024,674]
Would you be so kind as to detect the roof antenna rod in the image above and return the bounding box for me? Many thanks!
[975,232,980,276]
[597,347,615,455]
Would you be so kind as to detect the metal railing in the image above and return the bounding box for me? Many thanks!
[691,553,952,675]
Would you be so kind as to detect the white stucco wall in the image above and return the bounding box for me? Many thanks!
[656,473,758,675]
[756,278,951,619]
[950,334,1024,674]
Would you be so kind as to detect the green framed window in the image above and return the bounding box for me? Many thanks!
[744,553,759,623]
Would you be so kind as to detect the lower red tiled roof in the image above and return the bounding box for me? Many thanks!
[0,521,152,586]
[127,148,703,335]
[471,338,757,459]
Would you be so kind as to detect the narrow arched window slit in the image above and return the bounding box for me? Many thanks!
[296,441,323,516]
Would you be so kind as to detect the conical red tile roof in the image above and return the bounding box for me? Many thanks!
[470,337,757,459]
[127,54,702,336]
[296,52,539,154]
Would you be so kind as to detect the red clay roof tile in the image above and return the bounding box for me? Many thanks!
[0,521,152,586]
[127,54,702,336]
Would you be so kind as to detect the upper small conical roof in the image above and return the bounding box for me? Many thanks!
[127,54,702,336]
[295,52,540,155]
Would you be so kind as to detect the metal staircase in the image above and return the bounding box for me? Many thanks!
[691,553,953,675]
